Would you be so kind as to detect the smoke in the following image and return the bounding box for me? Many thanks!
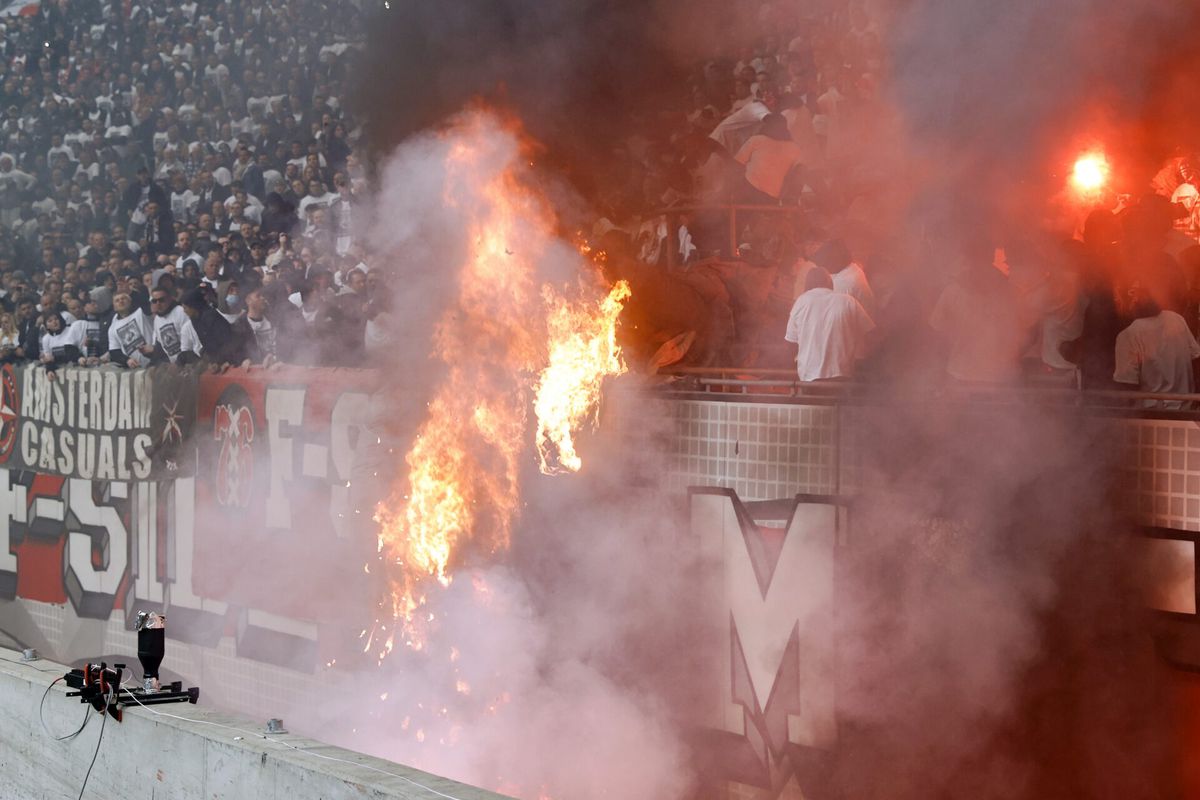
[827,404,1179,799]
[351,0,759,206]
[248,2,1200,799]
[824,2,1200,797]
[271,112,707,800]
[884,0,1200,233]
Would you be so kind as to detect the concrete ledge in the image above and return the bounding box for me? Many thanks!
[0,646,510,800]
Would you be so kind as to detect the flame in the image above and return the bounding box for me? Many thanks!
[373,111,631,651]
[535,280,631,474]
[1070,151,1109,195]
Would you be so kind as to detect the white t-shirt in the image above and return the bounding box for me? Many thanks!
[71,319,106,358]
[710,100,769,153]
[41,324,85,361]
[246,316,275,358]
[784,288,875,381]
[109,309,153,357]
[1114,311,1200,405]
[735,135,805,199]
[151,305,202,362]
[832,263,876,317]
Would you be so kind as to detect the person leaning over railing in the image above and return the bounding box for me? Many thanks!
[142,287,202,367]
[38,312,83,371]
[178,288,259,369]
[106,291,154,368]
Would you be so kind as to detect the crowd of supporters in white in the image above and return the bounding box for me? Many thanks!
[0,0,387,371]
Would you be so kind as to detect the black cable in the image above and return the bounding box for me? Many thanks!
[39,677,90,742]
[76,688,111,800]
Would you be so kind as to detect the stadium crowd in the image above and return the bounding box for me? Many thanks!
[0,0,385,373]
[0,0,1197,401]
[588,0,1200,401]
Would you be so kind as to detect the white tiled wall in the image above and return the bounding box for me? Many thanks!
[1122,419,1200,531]
[662,400,854,501]
[656,399,1199,533]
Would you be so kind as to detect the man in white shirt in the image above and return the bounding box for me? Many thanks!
[785,267,875,382]
[1114,289,1200,408]
[0,154,34,192]
[174,230,200,272]
[145,288,202,364]
[107,291,154,367]
[298,179,338,217]
[243,287,276,361]
[813,239,876,317]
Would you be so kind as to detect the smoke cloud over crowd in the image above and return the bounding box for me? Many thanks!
[226,1,1200,798]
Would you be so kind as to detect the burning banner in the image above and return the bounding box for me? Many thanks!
[372,110,630,654]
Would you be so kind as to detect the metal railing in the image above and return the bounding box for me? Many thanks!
[652,366,1200,417]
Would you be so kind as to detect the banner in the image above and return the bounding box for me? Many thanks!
[0,1,38,17]
[0,365,381,677]
[6,364,196,481]
[190,366,382,623]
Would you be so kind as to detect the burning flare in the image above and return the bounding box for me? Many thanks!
[1071,151,1109,195]
[372,111,630,652]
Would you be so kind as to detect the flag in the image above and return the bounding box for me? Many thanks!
[0,1,38,17]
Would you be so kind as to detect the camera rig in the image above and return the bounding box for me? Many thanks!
[62,612,200,721]
[63,662,199,721]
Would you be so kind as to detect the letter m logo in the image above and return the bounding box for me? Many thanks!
[690,488,840,786]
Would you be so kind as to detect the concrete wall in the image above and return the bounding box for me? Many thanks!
[0,646,509,800]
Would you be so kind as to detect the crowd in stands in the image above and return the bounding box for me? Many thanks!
[583,0,1200,401]
[0,0,388,373]
[2,0,1198,400]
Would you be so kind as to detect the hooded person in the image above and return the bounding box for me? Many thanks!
[180,287,258,366]
[72,286,115,361]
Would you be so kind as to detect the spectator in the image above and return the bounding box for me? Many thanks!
[146,287,201,366]
[0,312,19,363]
[1114,285,1200,407]
[14,299,40,362]
[242,286,277,363]
[929,246,1026,384]
[74,286,115,363]
[179,287,257,365]
[39,312,84,369]
[733,113,806,202]
[108,291,154,368]
[784,266,875,381]
[814,238,876,317]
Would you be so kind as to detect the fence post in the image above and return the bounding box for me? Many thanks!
[729,206,738,258]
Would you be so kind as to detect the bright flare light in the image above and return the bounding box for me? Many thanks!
[1071,152,1109,195]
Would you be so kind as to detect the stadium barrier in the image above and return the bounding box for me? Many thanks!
[2,364,1199,798]
[0,645,508,800]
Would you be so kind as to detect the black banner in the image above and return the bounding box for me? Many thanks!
[4,364,196,479]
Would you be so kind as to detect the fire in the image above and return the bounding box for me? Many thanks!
[1071,151,1109,195]
[372,111,631,651]
[535,280,631,474]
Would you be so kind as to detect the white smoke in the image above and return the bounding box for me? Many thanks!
[279,111,703,800]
